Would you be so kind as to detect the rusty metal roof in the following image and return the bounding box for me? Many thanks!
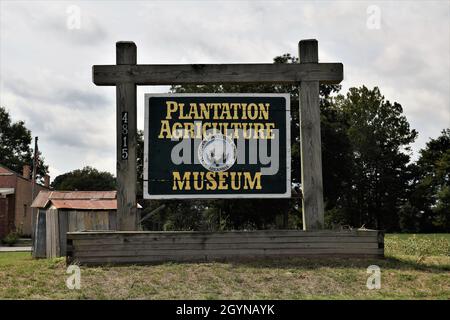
[0,165,14,175]
[31,191,51,208]
[50,199,117,210]
[31,190,117,209]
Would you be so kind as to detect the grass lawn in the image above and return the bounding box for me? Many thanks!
[0,233,448,299]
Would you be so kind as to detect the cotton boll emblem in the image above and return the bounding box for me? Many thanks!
[198,133,237,172]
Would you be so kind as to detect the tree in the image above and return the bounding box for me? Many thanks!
[405,129,450,232]
[334,86,417,231]
[51,166,116,191]
[0,106,48,181]
[320,84,353,225]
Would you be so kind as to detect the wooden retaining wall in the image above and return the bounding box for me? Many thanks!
[66,229,384,265]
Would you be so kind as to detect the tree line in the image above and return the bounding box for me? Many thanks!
[1,54,448,232]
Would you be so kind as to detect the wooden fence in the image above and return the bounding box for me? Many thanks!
[67,229,384,265]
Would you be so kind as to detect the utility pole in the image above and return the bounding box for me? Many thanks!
[31,136,38,255]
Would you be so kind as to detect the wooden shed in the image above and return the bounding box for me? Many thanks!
[31,191,118,258]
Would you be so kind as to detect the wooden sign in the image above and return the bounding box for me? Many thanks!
[92,39,344,230]
[144,94,291,199]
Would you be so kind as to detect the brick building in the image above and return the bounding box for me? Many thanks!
[0,164,50,238]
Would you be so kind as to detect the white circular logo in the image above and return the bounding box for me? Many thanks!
[198,133,236,172]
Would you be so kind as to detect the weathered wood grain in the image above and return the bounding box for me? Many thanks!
[66,230,384,265]
[116,42,138,231]
[45,209,60,258]
[32,210,47,258]
[58,211,68,257]
[299,40,324,230]
[69,250,384,265]
[73,247,383,258]
[67,229,379,239]
[72,236,379,247]
[73,242,380,253]
[93,63,343,86]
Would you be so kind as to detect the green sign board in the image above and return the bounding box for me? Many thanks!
[144,94,290,199]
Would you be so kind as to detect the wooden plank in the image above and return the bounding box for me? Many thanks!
[45,210,54,258]
[76,250,383,262]
[73,236,378,246]
[72,235,378,246]
[116,41,138,231]
[98,211,108,230]
[72,255,208,265]
[68,234,379,244]
[108,211,117,230]
[73,248,384,258]
[59,211,68,256]
[32,209,46,258]
[68,211,75,232]
[299,40,324,230]
[67,234,379,243]
[76,211,85,231]
[72,253,382,265]
[45,211,51,258]
[72,242,380,252]
[66,229,379,239]
[45,209,60,258]
[204,251,383,261]
[67,231,378,237]
[93,63,344,86]
[54,210,60,257]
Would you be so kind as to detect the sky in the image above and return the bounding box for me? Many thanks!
[0,0,449,180]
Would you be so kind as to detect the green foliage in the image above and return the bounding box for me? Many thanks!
[333,86,417,231]
[406,129,450,232]
[0,106,49,180]
[2,231,20,246]
[398,202,422,233]
[51,166,116,191]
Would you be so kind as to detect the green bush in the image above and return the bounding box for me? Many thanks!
[2,231,20,246]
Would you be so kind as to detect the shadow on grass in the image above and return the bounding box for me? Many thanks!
[224,256,450,273]
[83,255,450,274]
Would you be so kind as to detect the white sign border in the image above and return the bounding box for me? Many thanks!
[143,93,291,199]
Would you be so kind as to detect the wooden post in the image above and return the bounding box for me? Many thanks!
[31,136,38,255]
[299,39,324,230]
[116,42,138,230]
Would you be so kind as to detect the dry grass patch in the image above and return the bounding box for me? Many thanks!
[0,234,448,299]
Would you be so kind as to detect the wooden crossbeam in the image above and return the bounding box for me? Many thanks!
[93,63,343,86]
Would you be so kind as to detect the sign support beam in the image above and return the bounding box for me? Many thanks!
[299,39,324,230]
[115,42,138,230]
